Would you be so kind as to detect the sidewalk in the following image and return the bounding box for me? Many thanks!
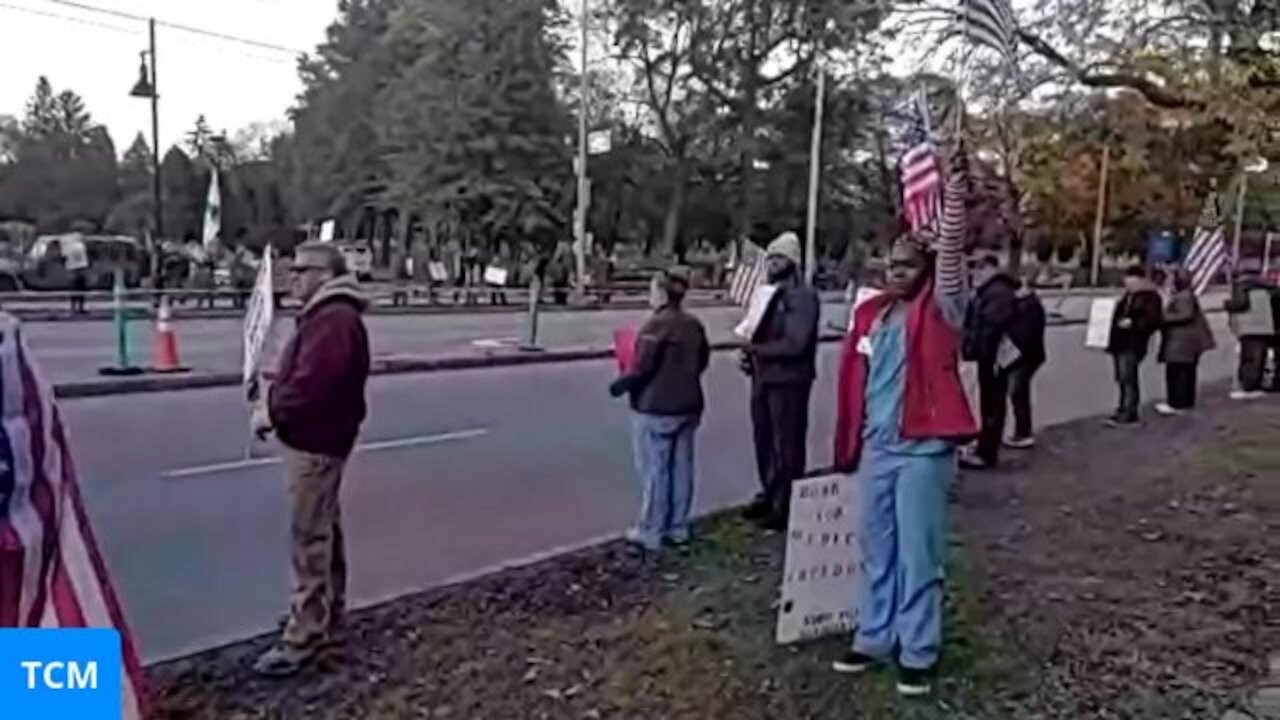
[147,392,1280,718]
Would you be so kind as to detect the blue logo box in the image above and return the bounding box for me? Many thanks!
[0,628,121,719]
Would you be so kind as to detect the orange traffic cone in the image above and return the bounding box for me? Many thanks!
[150,297,188,373]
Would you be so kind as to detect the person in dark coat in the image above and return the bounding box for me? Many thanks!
[1106,265,1164,426]
[1155,268,1215,414]
[251,242,371,677]
[609,267,710,552]
[1004,278,1047,447]
[740,232,820,530]
[960,254,1018,469]
[1224,271,1278,399]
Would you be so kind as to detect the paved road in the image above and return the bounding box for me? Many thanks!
[23,291,1153,385]
[62,315,1238,664]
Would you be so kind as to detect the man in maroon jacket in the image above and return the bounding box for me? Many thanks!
[252,242,370,677]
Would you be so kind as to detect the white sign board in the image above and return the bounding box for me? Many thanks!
[63,242,89,271]
[734,284,780,341]
[775,473,863,645]
[483,266,509,287]
[319,219,336,243]
[243,250,275,389]
[1085,297,1118,349]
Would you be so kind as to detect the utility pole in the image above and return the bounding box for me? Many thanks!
[574,0,589,300]
[804,54,826,286]
[1090,144,1110,288]
[149,18,161,250]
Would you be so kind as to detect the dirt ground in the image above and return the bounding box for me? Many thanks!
[150,395,1280,719]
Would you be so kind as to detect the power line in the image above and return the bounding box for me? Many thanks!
[0,0,140,36]
[38,0,307,55]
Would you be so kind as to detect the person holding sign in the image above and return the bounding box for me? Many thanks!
[831,152,976,698]
[959,253,1018,470]
[609,268,710,551]
[739,232,821,531]
[250,243,371,677]
[1106,266,1164,426]
[1155,269,1215,414]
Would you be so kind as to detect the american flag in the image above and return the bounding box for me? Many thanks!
[901,90,942,234]
[729,240,766,306]
[1185,190,1228,295]
[0,315,146,719]
[957,0,1019,64]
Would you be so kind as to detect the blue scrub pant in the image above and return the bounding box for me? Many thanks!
[853,447,953,669]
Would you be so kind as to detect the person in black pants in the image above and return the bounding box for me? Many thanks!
[1155,269,1215,415]
[960,254,1018,470]
[739,233,820,531]
[1106,265,1164,426]
[1005,279,1047,447]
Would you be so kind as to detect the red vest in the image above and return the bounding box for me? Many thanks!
[833,280,977,472]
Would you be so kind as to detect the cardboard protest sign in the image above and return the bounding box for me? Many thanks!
[776,473,863,645]
[1085,297,1118,349]
[734,284,780,341]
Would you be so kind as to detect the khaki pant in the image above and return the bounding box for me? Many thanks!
[280,445,348,649]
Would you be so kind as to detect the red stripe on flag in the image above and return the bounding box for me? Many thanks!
[19,345,55,627]
[0,524,20,625]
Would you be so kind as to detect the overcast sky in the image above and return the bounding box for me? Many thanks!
[0,0,333,152]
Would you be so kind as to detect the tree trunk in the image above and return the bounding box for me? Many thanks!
[658,163,687,259]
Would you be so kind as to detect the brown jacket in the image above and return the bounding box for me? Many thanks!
[1159,289,1215,364]
[612,306,710,416]
[269,276,371,457]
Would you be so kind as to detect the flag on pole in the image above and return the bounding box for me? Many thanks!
[729,240,767,307]
[957,0,1019,63]
[1185,191,1229,295]
[243,249,275,393]
[901,90,942,234]
[0,314,146,719]
[202,170,222,253]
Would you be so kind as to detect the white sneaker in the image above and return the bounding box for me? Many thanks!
[1004,436,1036,449]
[1230,390,1266,401]
[1154,403,1182,416]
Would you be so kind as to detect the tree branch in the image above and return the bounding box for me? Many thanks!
[1016,28,1200,110]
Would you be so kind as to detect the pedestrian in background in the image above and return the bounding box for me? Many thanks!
[830,218,975,697]
[1106,265,1164,426]
[1224,270,1277,400]
[1155,269,1215,415]
[251,242,371,677]
[1005,278,1047,448]
[609,267,710,552]
[960,253,1018,470]
[740,232,821,531]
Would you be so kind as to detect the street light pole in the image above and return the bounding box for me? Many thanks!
[574,0,589,300]
[149,18,161,250]
[804,52,826,286]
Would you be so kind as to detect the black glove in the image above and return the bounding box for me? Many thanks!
[609,377,630,398]
[737,348,754,376]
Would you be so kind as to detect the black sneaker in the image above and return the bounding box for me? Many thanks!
[741,498,770,521]
[896,666,935,697]
[831,651,881,675]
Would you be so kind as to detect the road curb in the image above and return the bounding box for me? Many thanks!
[51,314,1101,400]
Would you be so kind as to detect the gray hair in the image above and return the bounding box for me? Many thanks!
[295,242,349,276]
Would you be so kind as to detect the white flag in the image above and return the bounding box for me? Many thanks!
[243,249,275,390]
[202,171,222,252]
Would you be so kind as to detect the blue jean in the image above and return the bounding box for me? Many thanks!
[629,412,700,549]
[853,448,953,669]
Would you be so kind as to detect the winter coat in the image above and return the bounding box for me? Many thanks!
[269,276,371,458]
[962,273,1018,364]
[1158,289,1215,364]
[1107,288,1164,358]
[834,279,977,473]
[747,283,821,386]
[1225,280,1278,338]
[611,306,710,416]
[1008,288,1047,368]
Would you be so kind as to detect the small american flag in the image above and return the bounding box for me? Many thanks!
[957,0,1019,64]
[0,315,146,718]
[729,240,766,306]
[1185,190,1228,295]
[901,91,942,234]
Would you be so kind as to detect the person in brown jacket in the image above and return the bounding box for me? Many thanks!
[251,242,371,677]
[1156,268,1215,415]
[609,267,710,552]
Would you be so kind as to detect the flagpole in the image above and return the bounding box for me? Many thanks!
[1091,143,1110,288]
[1232,170,1249,268]
[574,0,590,300]
[804,47,827,286]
